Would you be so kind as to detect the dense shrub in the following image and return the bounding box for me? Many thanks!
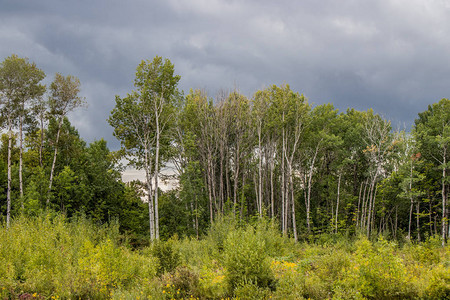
[223,225,276,295]
[150,237,181,275]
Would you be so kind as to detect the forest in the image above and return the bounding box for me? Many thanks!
[0,54,449,299]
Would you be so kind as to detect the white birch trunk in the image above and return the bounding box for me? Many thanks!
[47,117,64,206]
[19,115,24,201]
[6,122,12,228]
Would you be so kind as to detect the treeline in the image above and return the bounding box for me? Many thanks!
[1,54,449,245]
[170,88,449,243]
[109,56,449,243]
[0,55,149,240]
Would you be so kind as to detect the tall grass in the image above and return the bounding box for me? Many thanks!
[0,214,158,299]
[0,214,449,299]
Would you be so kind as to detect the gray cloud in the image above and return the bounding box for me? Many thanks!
[1,0,450,149]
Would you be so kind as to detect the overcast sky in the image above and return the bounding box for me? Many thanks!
[1,0,449,150]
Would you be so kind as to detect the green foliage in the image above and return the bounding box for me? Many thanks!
[0,214,158,299]
[223,225,276,294]
[1,214,450,299]
[205,214,239,254]
[160,266,201,299]
[336,237,417,299]
[150,237,181,275]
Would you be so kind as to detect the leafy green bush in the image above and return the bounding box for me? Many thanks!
[150,237,181,275]
[206,214,239,254]
[177,237,214,269]
[223,225,275,295]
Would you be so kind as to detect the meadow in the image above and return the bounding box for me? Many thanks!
[0,214,449,299]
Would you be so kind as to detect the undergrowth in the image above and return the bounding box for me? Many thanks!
[0,214,449,299]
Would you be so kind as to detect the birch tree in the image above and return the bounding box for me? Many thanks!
[109,56,180,240]
[47,73,85,206]
[252,89,270,217]
[270,84,309,239]
[0,55,45,225]
[362,112,395,236]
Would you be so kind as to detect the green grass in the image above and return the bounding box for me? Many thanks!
[0,214,449,299]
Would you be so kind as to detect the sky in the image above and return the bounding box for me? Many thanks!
[1,0,450,151]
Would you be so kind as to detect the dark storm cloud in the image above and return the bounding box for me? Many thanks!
[1,0,450,148]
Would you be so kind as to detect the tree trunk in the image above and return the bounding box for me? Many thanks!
[240,169,246,218]
[270,156,274,219]
[356,181,363,228]
[226,150,231,206]
[442,150,446,246]
[429,195,433,237]
[306,143,320,233]
[360,179,368,230]
[371,185,378,234]
[289,165,298,241]
[19,115,24,202]
[206,155,214,224]
[219,148,224,214]
[366,174,377,237]
[416,201,421,242]
[408,160,413,240]
[408,199,413,240]
[47,117,64,206]
[335,173,342,233]
[145,146,155,241]
[281,128,286,234]
[395,205,398,239]
[258,126,263,217]
[233,144,240,216]
[154,122,160,240]
[6,122,12,228]
[39,117,44,167]
[195,196,199,239]
[253,173,259,215]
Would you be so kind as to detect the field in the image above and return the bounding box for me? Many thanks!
[0,214,449,299]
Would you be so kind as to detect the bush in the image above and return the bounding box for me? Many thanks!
[425,263,450,299]
[336,236,416,299]
[197,260,227,299]
[161,266,200,299]
[205,214,239,254]
[223,225,275,295]
[271,260,305,299]
[150,237,181,275]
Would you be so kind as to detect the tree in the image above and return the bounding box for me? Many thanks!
[415,99,450,245]
[252,89,270,217]
[303,104,341,233]
[182,89,218,224]
[109,56,180,240]
[269,84,310,239]
[46,73,85,206]
[0,55,45,225]
[30,95,49,167]
[225,91,252,216]
[362,112,396,236]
